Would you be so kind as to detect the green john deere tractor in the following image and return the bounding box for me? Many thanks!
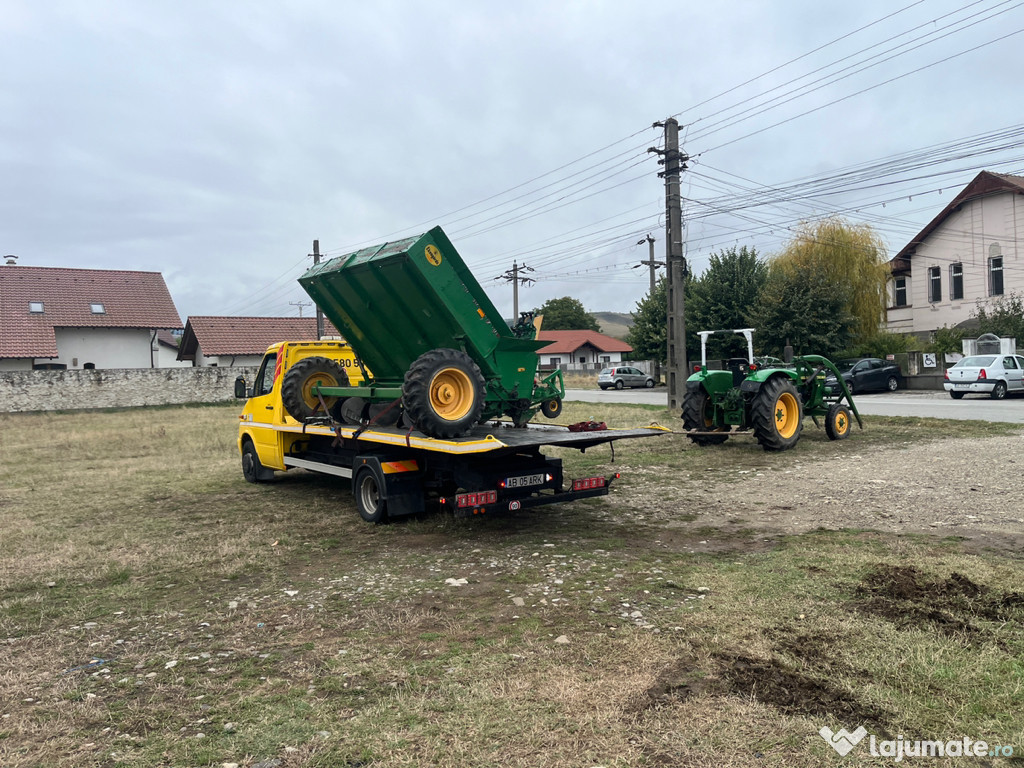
[682,328,863,451]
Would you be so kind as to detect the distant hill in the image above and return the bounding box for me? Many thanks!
[592,311,634,340]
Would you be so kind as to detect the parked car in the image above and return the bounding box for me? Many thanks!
[598,366,655,389]
[944,354,1024,399]
[824,358,903,394]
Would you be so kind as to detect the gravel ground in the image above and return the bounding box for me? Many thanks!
[617,433,1024,550]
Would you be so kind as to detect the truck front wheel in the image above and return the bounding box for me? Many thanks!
[242,440,274,483]
[353,466,388,523]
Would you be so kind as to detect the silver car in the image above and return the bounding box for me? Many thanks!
[944,354,1024,399]
[598,366,655,390]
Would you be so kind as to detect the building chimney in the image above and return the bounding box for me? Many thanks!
[4,255,17,265]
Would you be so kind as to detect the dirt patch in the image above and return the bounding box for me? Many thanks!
[854,564,1024,643]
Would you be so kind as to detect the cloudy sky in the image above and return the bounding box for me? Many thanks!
[3,0,1023,327]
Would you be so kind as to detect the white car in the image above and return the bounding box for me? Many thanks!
[943,354,1024,400]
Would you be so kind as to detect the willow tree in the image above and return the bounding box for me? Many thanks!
[769,217,889,345]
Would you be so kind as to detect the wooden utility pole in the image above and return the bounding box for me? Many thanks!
[310,240,324,339]
[649,118,689,410]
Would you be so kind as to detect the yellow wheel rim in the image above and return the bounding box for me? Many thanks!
[774,391,800,439]
[429,367,474,421]
[302,374,337,406]
[834,410,849,436]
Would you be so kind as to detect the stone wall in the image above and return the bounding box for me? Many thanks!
[0,367,260,413]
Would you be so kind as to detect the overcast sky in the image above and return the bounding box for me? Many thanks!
[3,0,1023,327]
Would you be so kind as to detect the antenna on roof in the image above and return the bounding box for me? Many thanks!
[3,254,16,265]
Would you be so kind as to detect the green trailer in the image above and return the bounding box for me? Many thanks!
[288,226,564,438]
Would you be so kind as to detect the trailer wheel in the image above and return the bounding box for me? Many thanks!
[403,349,485,438]
[825,403,852,441]
[752,377,803,451]
[682,388,728,446]
[281,357,349,421]
[540,397,562,419]
[241,440,274,483]
[353,466,388,523]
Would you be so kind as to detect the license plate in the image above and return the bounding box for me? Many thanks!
[954,383,970,390]
[506,473,545,489]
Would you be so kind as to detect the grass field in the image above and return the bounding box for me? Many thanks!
[0,403,1021,767]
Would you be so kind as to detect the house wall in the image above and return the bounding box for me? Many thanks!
[52,327,154,369]
[0,359,31,371]
[889,192,1023,334]
[195,350,264,367]
[0,366,259,413]
[155,343,193,368]
[539,350,624,368]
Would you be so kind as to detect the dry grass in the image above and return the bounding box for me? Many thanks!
[0,404,1022,767]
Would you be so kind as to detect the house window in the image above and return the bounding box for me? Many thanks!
[894,277,908,307]
[989,256,1004,296]
[549,357,561,367]
[29,301,44,313]
[927,266,941,303]
[90,303,105,314]
[949,263,963,301]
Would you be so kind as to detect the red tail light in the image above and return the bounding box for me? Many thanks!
[457,491,497,508]
[979,369,987,380]
[944,369,949,380]
[572,476,606,491]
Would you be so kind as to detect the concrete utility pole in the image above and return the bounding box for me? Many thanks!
[495,262,535,318]
[649,118,689,410]
[633,233,665,295]
[290,300,312,318]
[310,240,324,339]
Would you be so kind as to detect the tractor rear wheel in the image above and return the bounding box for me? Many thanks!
[281,357,349,422]
[403,348,485,438]
[825,403,852,441]
[752,377,803,451]
[682,389,728,446]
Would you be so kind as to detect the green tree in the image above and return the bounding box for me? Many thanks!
[750,269,855,357]
[928,325,966,358]
[770,217,889,347]
[625,276,667,363]
[974,292,1024,340]
[535,296,601,332]
[686,246,767,358]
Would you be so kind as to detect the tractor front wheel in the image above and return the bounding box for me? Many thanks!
[403,349,485,438]
[281,357,349,422]
[682,389,728,446]
[752,377,803,451]
[540,397,562,419]
[825,403,852,441]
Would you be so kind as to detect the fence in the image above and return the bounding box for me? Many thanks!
[0,366,259,414]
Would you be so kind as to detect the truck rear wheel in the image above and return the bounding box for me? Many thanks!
[353,466,388,523]
[281,357,349,422]
[403,349,485,439]
[682,389,728,446]
[751,377,803,451]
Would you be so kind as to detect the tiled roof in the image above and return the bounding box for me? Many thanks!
[0,265,182,359]
[178,316,342,358]
[536,330,632,355]
[891,170,1024,267]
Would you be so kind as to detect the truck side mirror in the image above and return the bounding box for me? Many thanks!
[234,376,248,399]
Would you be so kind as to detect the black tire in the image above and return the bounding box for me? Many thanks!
[403,348,485,439]
[241,440,272,483]
[599,385,608,390]
[644,378,655,388]
[353,466,387,523]
[281,357,348,422]
[825,403,852,441]
[682,388,729,446]
[991,381,1007,400]
[614,380,624,390]
[751,377,803,452]
[887,376,899,392]
[950,391,965,400]
[540,397,562,419]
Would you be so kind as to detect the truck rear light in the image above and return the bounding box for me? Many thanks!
[456,490,497,508]
[572,476,606,491]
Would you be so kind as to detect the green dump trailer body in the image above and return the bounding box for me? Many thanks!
[297,227,559,431]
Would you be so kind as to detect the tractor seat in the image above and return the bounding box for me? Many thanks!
[727,358,749,388]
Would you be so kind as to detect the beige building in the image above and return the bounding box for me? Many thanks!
[887,171,1023,338]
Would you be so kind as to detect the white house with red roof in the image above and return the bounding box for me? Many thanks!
[536,330,632,370]
[0,264,182,371]
[177,316,341,367]
[887,171,1024,337]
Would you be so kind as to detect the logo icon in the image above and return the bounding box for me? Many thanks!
[425,244,442,266]
[820,726,868,757]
